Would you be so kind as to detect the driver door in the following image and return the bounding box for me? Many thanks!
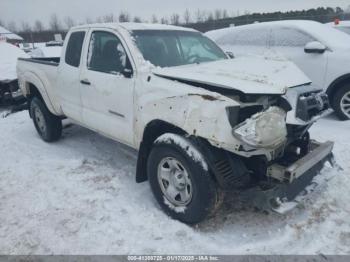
[80,30,135,146]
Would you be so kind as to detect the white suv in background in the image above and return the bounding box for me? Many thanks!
[206,20,350,120]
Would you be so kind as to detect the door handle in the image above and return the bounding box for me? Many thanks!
[80,79,91,85]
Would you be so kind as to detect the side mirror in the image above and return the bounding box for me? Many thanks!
[121,68,133,78]
[226,51,235,59]
[304,41,326,54]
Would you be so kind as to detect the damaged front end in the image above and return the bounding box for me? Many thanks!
[241,140,334,214]
[208,85,334,213]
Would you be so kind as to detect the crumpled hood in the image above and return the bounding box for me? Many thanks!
[152,57,311,95]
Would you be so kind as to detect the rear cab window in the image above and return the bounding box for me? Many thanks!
[65,31,86,67]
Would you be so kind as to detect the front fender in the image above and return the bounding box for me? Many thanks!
[135,81,241,152]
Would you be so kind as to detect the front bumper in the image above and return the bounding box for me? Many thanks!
[242,140,334,212]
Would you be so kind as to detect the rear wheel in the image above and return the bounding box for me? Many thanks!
[30,97,62,142]
[147,134,223,224]
[332,84,350,120]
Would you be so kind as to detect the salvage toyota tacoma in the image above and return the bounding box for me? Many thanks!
[17,23,334,224]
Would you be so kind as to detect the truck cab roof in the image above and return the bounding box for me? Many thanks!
[71,22,197,33]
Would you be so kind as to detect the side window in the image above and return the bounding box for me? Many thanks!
[271,28,315,47]
[87,31,129,74]
[217,28,270,46]
[65,31,85,67]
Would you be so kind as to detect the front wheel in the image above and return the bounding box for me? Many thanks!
[147,134,223,224]
[30,97,62,142]
[332,84,350,120]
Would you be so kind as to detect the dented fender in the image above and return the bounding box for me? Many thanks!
[134,74,242,152]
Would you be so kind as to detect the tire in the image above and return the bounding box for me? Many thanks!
[147,134,223,224]
[332,84,350,120]
[29,97,62,142]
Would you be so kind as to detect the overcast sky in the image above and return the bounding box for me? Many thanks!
[1,0,349,27]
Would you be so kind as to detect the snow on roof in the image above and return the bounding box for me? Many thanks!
[72,22,197,32]
[0,26,23,41]
[207,20,350,50]
[0,42,28,82]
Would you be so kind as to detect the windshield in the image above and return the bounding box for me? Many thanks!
[132,30,227,67]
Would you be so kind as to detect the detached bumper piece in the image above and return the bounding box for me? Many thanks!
[296,92,330,122]
[242,141,334,213]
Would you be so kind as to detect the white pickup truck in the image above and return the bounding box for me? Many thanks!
[17,23,334,224]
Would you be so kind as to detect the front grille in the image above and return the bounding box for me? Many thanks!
[296,92,330,121]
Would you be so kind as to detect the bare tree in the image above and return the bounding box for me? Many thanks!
[49,14,61,31]
[95,16,103,23]
[206,11,214,22]
[183,9,191,24]
[160,17,169,24]
[170,13,180,25]
[214,9,222,20]
[0,19,3,26]
[195,9,205,23]
[119,11,131,22]
[64,16,75,29]
[222,9,229,18]
[33,20,44,32]
[85,17,93,24]
[103,13,116,22]
[133,16,142,23]
[7,21,17,32]
[151,14,158,23]
[21,21,32,33]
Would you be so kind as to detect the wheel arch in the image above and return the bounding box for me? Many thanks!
[136,119,187,183]
[326,73,350,105]
[24,79,58,115]
[21,70,62,115]
[135,119,250,190]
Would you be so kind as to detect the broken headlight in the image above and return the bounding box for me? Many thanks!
[233,106,287,148]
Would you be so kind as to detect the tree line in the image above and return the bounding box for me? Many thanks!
[0,6,349,42]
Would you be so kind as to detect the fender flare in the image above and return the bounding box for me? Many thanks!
[136,120,186,183]
[22,71,59,115]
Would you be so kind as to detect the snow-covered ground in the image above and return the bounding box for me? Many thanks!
[0,109,349,255]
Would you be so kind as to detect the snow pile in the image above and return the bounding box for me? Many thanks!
[155,133,208,171]
[0,111,349,254]
[0,42,28,82]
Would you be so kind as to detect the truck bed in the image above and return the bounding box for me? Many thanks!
[18,57,60,66]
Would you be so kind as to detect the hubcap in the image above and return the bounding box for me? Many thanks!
[34,107,46,134]
[157,157,192,206]
[340,91,350,118]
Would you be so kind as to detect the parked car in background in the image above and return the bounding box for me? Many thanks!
[0,42,27,104]
[326,20,350,35]
[21,43,34,53]
[206,20,350,120]
[17,23,333,223]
